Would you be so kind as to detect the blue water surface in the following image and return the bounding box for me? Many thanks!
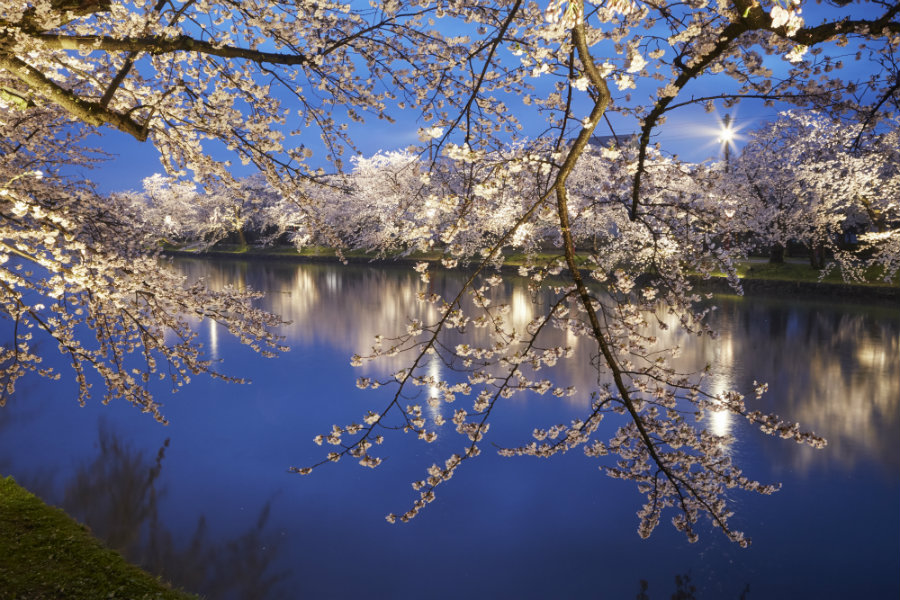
[1,258,897,599]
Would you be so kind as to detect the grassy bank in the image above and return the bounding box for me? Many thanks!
[0,476,195,600]
[712,259,896,287]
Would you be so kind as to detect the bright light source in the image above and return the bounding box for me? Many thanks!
[718,126,735,144]
[718,113,735,145]
[717,113,739,167]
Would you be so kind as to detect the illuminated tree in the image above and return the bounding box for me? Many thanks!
[2,0,898,544]
[117,173,204,245]
[732,111,899,278]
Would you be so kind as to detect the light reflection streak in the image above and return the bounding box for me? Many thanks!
[509,287,533,333]
[708,408,732,439]
[705,385,735,449]
[208,319,219,360]
[426,355,444,421]
[705,331,736,446]
[171,258,899,472]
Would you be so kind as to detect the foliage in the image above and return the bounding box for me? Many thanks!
[0,475,196,600]
[2,0,899,547]
[713,259,897,287]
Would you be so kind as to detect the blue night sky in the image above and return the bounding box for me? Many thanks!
[82,94,775,195]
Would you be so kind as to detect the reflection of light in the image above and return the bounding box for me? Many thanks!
[856,342,887,369]
[325,272,340,293]
[510,288,533,332]
[717,333,734,367]
[707,350,736,448]
[426,357,443,421]
[428,357,441,399]
[566,325,578,351]
[209,319,219,360]
[169,258,900,471]
[706,370,734,443]
[709,407,732,438]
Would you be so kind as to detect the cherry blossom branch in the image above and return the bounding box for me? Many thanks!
[431,0,525,151]
[391,290,576,522]
[30,33,314,66]
[550,16,746,541]
[850,77,900,151]
[0,54,149,140]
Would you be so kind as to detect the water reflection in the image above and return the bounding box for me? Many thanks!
[15,418,288,600]
[705,297,900,472]
[707,406,734,440]
[209,318,220,361]
[176,257,899,472]
[1,259,896,599]
[63,421,169,554]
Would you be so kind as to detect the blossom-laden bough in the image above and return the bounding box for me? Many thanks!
[292,142,829,546]
[2,0,897,543]
[0,109,288,422]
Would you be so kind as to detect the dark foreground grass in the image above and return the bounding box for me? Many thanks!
[0,476,195,600]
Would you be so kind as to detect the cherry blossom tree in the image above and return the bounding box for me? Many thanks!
[200,173,287,247]
[117,173,204,245]
[2,0,898,545]
[731,111,899,278]
[327,150,439,250]
[119,171,296,247]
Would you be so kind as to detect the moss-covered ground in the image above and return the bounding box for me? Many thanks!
[0,476,196,600]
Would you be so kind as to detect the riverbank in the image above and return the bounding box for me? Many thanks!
[0,476,195,600]
[164,245,899,302]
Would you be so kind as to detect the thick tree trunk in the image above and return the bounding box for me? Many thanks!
[769,243,784,264]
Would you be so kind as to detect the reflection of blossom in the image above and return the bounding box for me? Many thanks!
[710,300,899,472]
[785,333,899,471]
[177,259,899,470]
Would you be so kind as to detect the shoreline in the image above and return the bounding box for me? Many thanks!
[162,249,900,303]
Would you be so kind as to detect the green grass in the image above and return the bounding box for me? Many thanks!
[718,260,897,287]
[0,476,196,600]
[182,244,590,266]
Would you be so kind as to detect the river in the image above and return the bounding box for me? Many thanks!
[1,258,897,599]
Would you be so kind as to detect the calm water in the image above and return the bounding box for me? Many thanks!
[1,258,898,599]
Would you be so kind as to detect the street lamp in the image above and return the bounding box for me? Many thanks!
[718,113,735,169]
[719,115,736,170]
